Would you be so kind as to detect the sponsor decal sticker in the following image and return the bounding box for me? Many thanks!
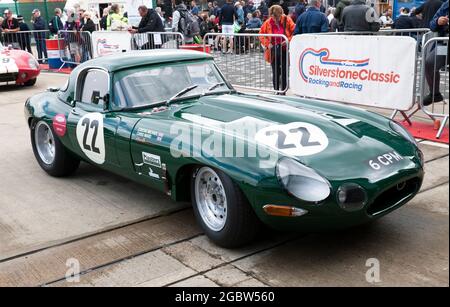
[299,48,400,92]
[142,152,162,168]
[53,114,67,137]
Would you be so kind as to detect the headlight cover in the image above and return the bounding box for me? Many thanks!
[28,57,39,70]
[276,157,331,203]
[389,121,417,146]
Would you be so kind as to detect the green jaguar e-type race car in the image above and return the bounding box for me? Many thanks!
[25,50,424,247]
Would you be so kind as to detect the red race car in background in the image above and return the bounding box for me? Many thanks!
[0,42,40,86]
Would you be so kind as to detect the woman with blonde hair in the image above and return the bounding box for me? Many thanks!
[259,5,295,93]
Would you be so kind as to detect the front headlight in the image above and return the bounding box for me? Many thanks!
[276,157,331,203]
[389,121,417,146]
[28,57,39,70]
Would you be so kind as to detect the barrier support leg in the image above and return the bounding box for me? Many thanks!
[436,115,449,139]
[392,109,413,126]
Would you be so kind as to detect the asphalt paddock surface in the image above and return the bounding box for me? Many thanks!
[0,73,448,287]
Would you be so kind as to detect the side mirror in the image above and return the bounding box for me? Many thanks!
[91,91,101,105]
[47,87,60,92]
[103,93,110,111]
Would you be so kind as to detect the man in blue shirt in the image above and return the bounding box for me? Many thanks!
[423,0,448,105]
[294,0,329,35]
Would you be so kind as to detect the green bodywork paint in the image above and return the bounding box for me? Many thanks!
[25,50,424,231]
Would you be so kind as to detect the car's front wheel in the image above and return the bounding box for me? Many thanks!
[24,78,37,86]
[31,120,80,177]
[191,166,260,248]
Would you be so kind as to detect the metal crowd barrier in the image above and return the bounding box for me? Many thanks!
[203,33,289,94]
[0,30,50,63]
[417,37,449,139]
[57,30,93,66]
[131,32,184,50]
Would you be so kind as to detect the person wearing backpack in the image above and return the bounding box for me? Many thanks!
[48,8,64,36]
[173,0,200,44]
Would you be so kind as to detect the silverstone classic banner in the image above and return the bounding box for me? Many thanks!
[289,35,416,111]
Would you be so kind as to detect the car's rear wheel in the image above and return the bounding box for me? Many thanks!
[31,120,80,177]
[24,78,37,86]
[191,166,260,248]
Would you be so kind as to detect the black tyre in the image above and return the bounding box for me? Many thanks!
[31,119,80,177]
[191,166,260,248]
[24,78,37,86]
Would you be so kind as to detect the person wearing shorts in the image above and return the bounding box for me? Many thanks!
[219,0,236,53]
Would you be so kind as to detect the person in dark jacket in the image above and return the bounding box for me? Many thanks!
[129,5,165,49]
[342,0,380,32]
[423,0,448,105]
[393,7,416,29]
[294,0,307,20]
[294,0,329,35]
[17,15,32,53]
[48,8,64,35]
[334,0,351,31]
[31,9,48,63]
[412,0,443,28]
[81,12,96,33]
[258,0,269,20]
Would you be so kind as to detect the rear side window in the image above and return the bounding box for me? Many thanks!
[80,69,109,106]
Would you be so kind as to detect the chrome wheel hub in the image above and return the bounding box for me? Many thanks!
[35,121,55,165]
[195,167,227,232]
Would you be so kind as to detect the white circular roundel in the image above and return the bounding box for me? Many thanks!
[76,113,105,164]
[255,122,329,157]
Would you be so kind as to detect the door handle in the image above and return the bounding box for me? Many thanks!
[71,108,80,115]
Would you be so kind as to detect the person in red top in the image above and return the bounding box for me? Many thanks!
[259,5,295,93]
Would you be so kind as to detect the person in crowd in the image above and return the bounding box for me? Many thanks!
[100,7,109,30]
[16,15,32,53]
[219,0,237,52]
[393,7,416,29]
[162,0,173,19]
[2,10,20,47]
[328,7,339,32]
[155,6,166,25]
[208,1,215,16]
[81,12,96,33]
[259,4,295,93]
[213,1,221,17]
[31,9,48,63]
[294,0,329,35]
[246,10,262,28]
[342,0,380,32]
[334,0,351,31]
[191,0,200,15]
[129,5,165,49]
[78,8,86,29]
[48,8,64,36]
[106,4,128,30]
[379,8,394,27]
[293,0,307,21]
[258,0,269,20]
[64,8,82,31]
[412,0,443,28]
[423,0,448,105]
[235,1,245,25]
[244,1,256,19]
[173,0,199,44]
[409,7,423,28]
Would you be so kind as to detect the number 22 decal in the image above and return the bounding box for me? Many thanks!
[76,113,105,164]
[256,122,329,157]
[81,118,100,153]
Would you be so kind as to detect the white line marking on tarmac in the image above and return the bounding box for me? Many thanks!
[420,140,449,149]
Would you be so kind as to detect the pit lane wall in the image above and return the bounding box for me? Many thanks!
[289,34,417,111]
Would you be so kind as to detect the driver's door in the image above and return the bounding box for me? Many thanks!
[67,68,120,167]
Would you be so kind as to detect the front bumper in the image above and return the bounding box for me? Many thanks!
[246,167,424,232]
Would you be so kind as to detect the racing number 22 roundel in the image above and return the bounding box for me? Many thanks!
[76,113,106,164]
[255,122,329,157]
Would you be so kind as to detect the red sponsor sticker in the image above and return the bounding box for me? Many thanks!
[53,114,67,137]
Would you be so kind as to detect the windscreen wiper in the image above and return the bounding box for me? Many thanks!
[166,84,199,105]
[207,82,225,91]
